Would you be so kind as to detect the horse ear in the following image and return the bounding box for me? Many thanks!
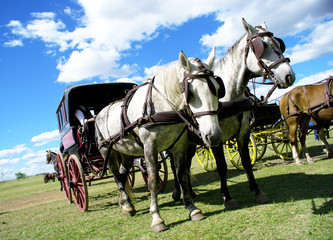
[179,50,192,73]
[205,47,215,70]
[242,18,256,35]
[261,22,268,31]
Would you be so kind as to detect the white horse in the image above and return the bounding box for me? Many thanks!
[95,49,222,232]
[171,18,295,209]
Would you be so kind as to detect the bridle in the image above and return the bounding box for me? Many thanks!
[181,58,225,135]
[245,30,290,103]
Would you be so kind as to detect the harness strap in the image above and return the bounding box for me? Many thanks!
[325,76,333,107]
[284,76,333,119]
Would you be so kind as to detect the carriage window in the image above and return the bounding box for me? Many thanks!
[57,110,63,130]
[57,111,62,130]
[62,102,68,123]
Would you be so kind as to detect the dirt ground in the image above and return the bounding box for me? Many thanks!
[0,190,64,213]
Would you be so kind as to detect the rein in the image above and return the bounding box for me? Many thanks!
[98,59,220,155]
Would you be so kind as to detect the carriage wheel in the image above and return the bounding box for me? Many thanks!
[195,145,217,171]
[226,134,257,170]
[271,120,302,160]
[139,152,168,193]
[56,152,72,203]
[253,134,267,161]
[67,155,89,212]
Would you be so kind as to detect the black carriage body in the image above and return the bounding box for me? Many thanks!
[251,103,281,129]
[56,82,136,155]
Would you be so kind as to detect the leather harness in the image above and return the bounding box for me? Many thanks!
[97,59,222,175]
[285,76,333,119]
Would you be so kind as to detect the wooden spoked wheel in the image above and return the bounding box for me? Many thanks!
[67,155,89,212]
[139,152,168,193]
[226,134,257,170]
[253,134,267,161]
[195,145,217,171]
[56,152,72,203]
[271,120,302,160]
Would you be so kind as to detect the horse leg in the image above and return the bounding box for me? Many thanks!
[117,155,136,216]
[237,136,270,204]
[170,144,196,201]
[169,151,181,201]
[299,117,314,163]
[102,148,136,217]
[212,143,240,209]
[170,143,205,222]
[318,128,333,158]
[144,146,168,232]
[287,117,303,165]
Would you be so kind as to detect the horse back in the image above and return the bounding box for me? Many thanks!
[280,82,333,120]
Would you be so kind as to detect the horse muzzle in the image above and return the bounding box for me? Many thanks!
[202,128,222,147]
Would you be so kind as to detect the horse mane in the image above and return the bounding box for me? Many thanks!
[215,34,245,68]
[216,25,265,68]
[148,61,185,107]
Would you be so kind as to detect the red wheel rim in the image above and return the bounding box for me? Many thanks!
[56,153,71,203]
[68,155,88,211]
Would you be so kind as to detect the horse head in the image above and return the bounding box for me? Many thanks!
[178,49,222,147]
[46,150,51,164]
[242,18,295,89]
[46,150,56,164]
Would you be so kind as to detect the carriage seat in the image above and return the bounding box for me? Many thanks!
[75,106,99,156]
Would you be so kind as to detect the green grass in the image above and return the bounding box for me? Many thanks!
[1,134,332,239]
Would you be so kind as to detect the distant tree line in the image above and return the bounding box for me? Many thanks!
[15,172,26,179]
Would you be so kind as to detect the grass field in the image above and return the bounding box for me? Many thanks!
[1,133,332,239]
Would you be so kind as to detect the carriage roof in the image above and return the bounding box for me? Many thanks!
[56,82,136,133]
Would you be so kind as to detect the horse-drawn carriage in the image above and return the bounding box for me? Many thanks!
[49,18,297,232]
[54,82,169,211]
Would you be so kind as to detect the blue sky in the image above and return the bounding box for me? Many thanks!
[0,0,332,181]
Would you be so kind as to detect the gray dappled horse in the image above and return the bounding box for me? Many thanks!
[95,49,223,232]
[171,18,295,210]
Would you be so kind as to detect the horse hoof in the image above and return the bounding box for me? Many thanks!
[122,209,136,216]
[190,209,206,221]
[152,223,169,233]
[255,192,270,204]
[172,190,181,201]
[296,161,303,166]
[307,159,314,164]
[224,198,240,210]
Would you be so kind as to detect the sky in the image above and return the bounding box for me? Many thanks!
[0,0,332,181]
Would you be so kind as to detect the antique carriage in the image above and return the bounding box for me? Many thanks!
[55,82,168,211]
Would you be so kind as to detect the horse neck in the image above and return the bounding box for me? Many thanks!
[214,36,252,101]
[50,152,57,163]
[153,64,185,110]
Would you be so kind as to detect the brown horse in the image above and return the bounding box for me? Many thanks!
[46,150,63,190]
[279,76,333,165]
[43,172,58,183]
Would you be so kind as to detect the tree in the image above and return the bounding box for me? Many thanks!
[15,172,26,179]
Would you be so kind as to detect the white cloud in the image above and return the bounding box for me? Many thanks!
[0,158,20,166]
[287,20,333,64]
[5,0,333,84]
[4,39,23,47]
[30,130,60,146]
[0,144,29,158]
